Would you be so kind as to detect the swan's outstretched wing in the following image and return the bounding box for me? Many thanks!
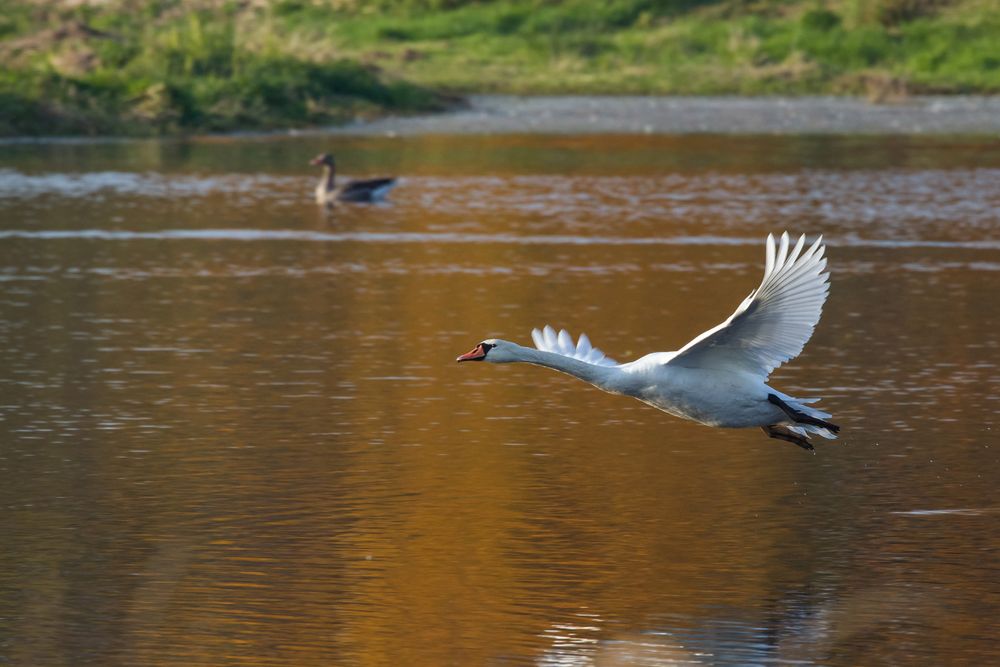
[532,325,618,367]
[667,232,829,378]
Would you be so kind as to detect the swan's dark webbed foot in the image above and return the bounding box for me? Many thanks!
[761,425,814,452]
[767,393,840,434]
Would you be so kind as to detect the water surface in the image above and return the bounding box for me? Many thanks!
[1,134,999,666]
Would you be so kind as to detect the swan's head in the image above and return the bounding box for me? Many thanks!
[456,338,518,363]
[310,153,335,167]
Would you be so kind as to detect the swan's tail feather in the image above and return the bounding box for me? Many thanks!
[768,393,839,440]
[792,400,839,434]
[786,424,838,440]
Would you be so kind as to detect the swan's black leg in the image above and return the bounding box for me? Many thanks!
[761,425,815,452]
[767,394,840,433]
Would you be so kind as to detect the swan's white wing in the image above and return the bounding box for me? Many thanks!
[667,232,829,378]
[531,325,618,367]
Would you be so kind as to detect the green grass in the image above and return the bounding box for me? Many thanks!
[0,2,444,136]
[322,0,1000,95]
[1,0,998,136]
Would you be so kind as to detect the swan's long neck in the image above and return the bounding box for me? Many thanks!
[510,345,622,391]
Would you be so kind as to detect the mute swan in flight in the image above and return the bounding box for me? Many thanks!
[457,232,838,451]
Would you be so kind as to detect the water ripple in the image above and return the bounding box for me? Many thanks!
[1,228,998,250]
[0,169,300,199]
[2,170,998,236]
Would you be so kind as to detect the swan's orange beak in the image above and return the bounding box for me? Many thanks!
[456,344,487,362]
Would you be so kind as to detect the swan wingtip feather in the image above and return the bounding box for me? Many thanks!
[530,325,616,367]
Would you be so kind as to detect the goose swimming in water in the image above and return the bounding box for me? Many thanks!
[310,153,397,205]
[457,232,839,451]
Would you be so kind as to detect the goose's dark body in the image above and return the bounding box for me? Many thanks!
[335,177,397,202]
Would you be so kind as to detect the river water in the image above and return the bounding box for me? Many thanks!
[1,133,998,665]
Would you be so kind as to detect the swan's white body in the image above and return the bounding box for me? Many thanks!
[458,232,837,449]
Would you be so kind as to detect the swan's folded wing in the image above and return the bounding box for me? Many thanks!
[667,232,829,377]
[531,325,618,367]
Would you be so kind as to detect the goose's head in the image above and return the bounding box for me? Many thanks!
[310,153,335,167]
[456,338,518,363]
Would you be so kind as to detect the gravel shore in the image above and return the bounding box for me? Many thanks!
[327,95,1000,136]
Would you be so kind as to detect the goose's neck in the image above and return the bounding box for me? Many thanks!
[512,345,621,390]
[319,164,336,192]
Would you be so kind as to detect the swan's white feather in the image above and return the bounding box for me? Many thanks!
[462,232,837,447]
[531,325,618,367]
[667,232,829,378]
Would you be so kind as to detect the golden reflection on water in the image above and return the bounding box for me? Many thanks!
[0,134,998,665]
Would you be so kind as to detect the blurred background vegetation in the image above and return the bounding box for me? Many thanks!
[0,0,997,136]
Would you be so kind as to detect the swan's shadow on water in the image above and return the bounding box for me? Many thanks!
[533,581,943,666]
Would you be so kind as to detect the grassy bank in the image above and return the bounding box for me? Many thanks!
[0,2,446,136]
[330,0,999,96]
[1,0,998,137]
